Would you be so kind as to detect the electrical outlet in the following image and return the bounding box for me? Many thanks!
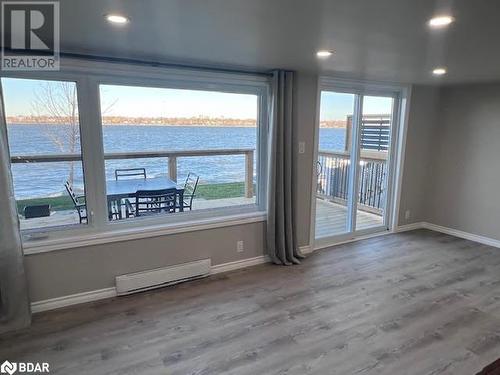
[298,141,306,154]
[237,240,244,252]
[405,210,411,220]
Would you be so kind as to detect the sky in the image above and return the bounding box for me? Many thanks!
[320,91,393,121]
[1,78,258,119]
[2,78,392,120]
[99,85,258,118]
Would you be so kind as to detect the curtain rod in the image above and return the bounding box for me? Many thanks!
[1,48,279,77]
[1,48,273,77]
[48,50,273,78]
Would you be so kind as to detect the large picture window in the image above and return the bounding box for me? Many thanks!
[2,78,87,231]
[0,62,269,247]
[99,84,259,222]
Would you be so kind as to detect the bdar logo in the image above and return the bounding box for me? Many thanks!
[0,361,17,375]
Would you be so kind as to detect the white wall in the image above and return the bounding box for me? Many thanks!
[398,82,500,243]
[426,82,500,239]
[25,222,266,301]
[293,73,318,245]
[398,85,441,225]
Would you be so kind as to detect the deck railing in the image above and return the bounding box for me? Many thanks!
[12,147,386,210]
[316,150,387,214]
[10,148,255,198]
[343,114,391,152]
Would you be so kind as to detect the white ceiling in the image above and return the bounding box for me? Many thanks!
[52,0,500,84]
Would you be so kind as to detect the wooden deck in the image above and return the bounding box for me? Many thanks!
[19,196,382,236]
[315,198,383,238]
[19,196,256,230]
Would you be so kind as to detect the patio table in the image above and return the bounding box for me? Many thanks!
[106,176,184,219]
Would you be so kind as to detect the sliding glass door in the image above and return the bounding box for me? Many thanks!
[315,91,355,238]
[354,95,395,231]
[314,83,401,243]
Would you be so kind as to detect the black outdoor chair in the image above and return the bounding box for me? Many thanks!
[125,188,177,218]
[316,160,323,177]
[64,181,87,224]
[178,173,199,211]
[114,168,147,215]
[316,161,325,195]
[115,168,147,180]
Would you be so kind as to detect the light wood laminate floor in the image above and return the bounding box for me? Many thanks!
[2,229,500,374]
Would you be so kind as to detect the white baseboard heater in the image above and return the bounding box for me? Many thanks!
[115,259,211,295]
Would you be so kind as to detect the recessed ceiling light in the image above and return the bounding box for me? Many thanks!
[432,67,447,76]
[105,14,130,25]
[316,50,333,58]
[429,15,454,28]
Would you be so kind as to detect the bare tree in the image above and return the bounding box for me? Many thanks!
[31,81,80,185]
[31,82,116,186]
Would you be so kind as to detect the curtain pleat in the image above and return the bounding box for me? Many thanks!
[266,70,304,265]
[0,88,31,333]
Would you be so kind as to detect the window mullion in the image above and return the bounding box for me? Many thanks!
[77,77,108,229]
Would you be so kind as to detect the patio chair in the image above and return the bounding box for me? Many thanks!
[64,181,87,224]
[316,161,326,195]
[115,168,147,180]
[114,168,147,215]
[124,188,177,218]
[178,172,199,211]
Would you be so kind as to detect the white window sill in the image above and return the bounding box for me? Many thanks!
[23,211,267,255]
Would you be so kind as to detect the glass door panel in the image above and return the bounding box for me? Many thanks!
[314,91,355,239]
[355,95,394,231]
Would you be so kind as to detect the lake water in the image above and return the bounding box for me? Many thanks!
[7,125,345,199]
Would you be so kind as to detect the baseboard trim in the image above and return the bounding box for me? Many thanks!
[31,254,271,313]
[395,222,425,232]
[396,221,500,249]
[210,255,270,275]
[30,287,117,314]
[422,222,500,249]
[299,245,313,255]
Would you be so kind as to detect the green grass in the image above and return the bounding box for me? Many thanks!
[15,182,254,214]
[196,182,249,200]
[16,195,75,213]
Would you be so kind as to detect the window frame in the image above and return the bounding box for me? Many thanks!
[0,58,270,253]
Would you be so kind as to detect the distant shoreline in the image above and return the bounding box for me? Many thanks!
[6,116,257,127]
[320,120,348,129]
[7,122,346,129]
[319,124,347,129]
[7,122,258,128]
[7,117,347,128]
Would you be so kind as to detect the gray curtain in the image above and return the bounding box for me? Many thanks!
[0,90,31,333]
[266,70,304,265]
